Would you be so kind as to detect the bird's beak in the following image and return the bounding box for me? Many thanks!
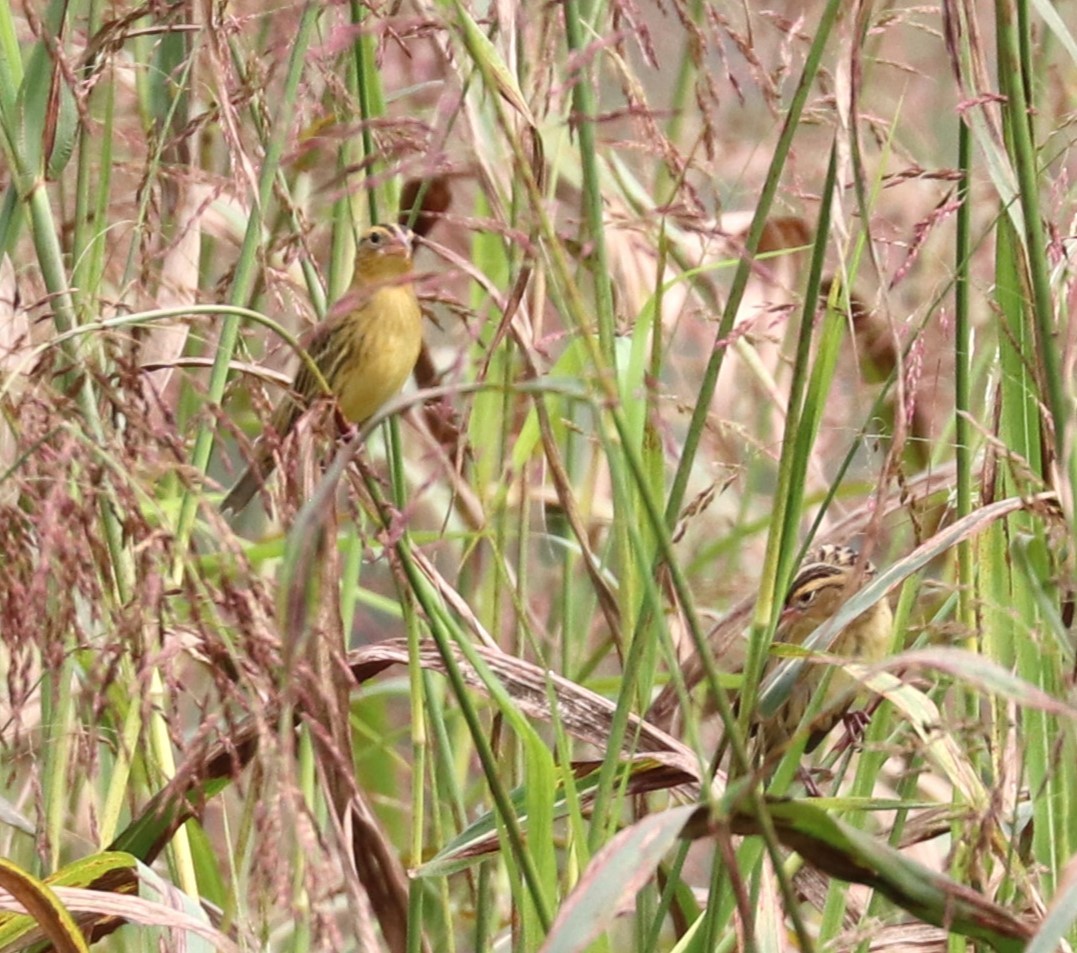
[386,223,415,256]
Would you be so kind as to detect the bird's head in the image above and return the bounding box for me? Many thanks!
[779,545,874,642]
[354,223,415,282]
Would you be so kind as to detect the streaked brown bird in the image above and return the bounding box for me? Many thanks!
[759,544,893,754]
[646,544,893,765]
[222,223,422,514]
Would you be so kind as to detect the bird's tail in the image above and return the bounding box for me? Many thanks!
[221,446,275,515]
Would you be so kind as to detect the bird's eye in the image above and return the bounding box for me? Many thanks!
[367,230,384,246]
[792,589,816,609]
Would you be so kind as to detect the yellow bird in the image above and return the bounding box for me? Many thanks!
[760,544,893,754]
[222,223,422,514]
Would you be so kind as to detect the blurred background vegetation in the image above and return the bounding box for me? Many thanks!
[0,0,1075,950]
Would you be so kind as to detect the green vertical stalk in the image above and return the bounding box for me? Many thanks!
[71,0,108,316]
[561,0,616,363]
[951,107,990,847]
[993,16,1063,887]
[995,0,1069,482]
[351,0,384,226]
[952,98,991,908]
[40,655,75,872]
[995,222,1042,485]
[0,3,23,104]
[954,119,974,619]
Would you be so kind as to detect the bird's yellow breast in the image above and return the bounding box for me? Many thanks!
[821,598,893,707]
[335,283,423,424]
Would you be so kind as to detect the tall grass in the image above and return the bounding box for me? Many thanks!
[0,1,1074,951]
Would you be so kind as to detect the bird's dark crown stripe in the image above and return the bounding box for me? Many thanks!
[791,563,845,588]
